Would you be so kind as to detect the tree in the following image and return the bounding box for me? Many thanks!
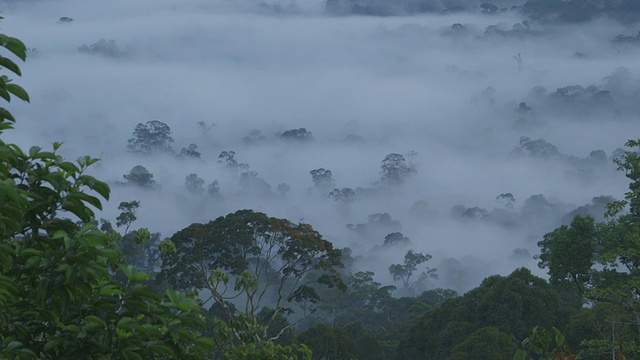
[536,139,640,342]
[309,168,335,192]
[516,137,560,158]
[397,268,562,360]
[127,120,174,154]
[0,26,212,358]
[178,143,201,159]
[389,250,437,290]
[521,194,557,225]
[480,3,499,14]
[239,171,272,195]
[218,150,248,170]
[565,302,637,358]
[589,149,607,165]
[186,173,205,195]
[115,200,140,233]
[450,327,518,360]
[296,324,356,360]
[158,210,345,346]
[280,128,314,143]
[514,326,576,360]
[123,165,156,188]
[197,121,215,136]
[496,192,516,210]
[591,139,640,336]
[328,188,357,206]
[379,153,416,185]
[314,270,397,338]
[462,206,488,219]
[207,180,222,199]
[78,39,121,57]
[536,215,596,293]
[383,232,410,246]
[347,212,402,239]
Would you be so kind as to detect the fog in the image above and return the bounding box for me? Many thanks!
[2,0,638,293]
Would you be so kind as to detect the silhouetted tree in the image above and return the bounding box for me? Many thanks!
[127,120,174,154]
[178,143,201,159]
[329,188,357,206]
[123,165,156,188]
[383,232,411,246]
[380,153,416,185]
[389,250,437,289]
[186,173,205,195]
[280,128,314,143]
[310,168,335,192]
[207,180,222,199]
[115,200,140,234]
[218,150,248,170]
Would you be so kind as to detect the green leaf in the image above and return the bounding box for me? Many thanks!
[43,339,63,352]
[58,161,79,173]
[0,107,16,122]
[513,349,527,360]
[0,56,21,76]
[0,35,27,61]
[70,192,103,210]
[27,146,41,157]
[145,342,175,356]
[6,83,29,102]
[0,86,10,102]
[51,230,68,239]
[78,175,110,200]
[24,256,40,269]
[119,265,152,282]
[84,315,106,331]
[100,283,124,296]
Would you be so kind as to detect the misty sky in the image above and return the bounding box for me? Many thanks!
[2,0,638,293]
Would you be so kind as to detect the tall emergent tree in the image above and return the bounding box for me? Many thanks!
[0,23,213,359]
[127,120,174,154]
[379,153,416,185]
[310,168,335,193]
[389,250,437,290]
[158,210,345,346]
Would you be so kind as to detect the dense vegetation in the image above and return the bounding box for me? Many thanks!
[326,0,640,22]
[2,4,640,359]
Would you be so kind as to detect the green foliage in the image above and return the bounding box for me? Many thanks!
[297,324,356,360]
[0,26,28,132]
[449,327,518,360]
[513,326,575,360]
[611,139,640,218]
[536,215,596,293]
[389,249,437,291]
[159,209,345,348]
[397,268,561,360]
[535,138,640,358]
[0,23,212,359]
[311,270,457,359]
[116,200,140,233]
[117,228,162,271]
[209,310,312,359]
[565,302,638,359]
